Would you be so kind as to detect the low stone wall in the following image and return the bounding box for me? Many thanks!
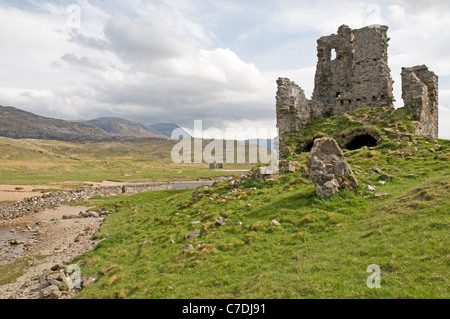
[0,183,175,221]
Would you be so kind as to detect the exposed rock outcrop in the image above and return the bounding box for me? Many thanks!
[306,138,358,199]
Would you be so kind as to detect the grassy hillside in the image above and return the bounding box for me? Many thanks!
[68,109,449,299]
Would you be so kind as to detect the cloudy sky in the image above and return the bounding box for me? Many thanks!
[0,0,449,138]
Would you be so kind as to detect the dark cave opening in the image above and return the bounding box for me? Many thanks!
[345,134,378,150]
[305,140,315,152]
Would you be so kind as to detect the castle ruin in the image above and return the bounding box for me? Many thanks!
[276,24,439,158]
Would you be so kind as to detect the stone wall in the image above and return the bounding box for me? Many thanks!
[0,183,174,220]
[401,65,439,138]
[276,78,311,158]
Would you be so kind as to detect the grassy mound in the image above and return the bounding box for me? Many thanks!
[283,107,417,153]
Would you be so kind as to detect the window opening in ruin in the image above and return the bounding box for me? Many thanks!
[330,48,337,61]
[336,92,341,97]
[345,134,378,150]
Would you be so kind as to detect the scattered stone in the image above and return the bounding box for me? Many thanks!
[182,244,194,251]
[184,229,201,239]
[81,259,91,265]
[8,239,22,245]
[215,217,225,226]
[191,221,201,225]
[271,220,281,226]
[40,285,62,299]
[279,160,302,174]
[229,180,240,187]
[307,138,359,199]
[372,167,383,174]
[81,277,97,288]
[375,192,389,197]
[62,215,82,220]
[251,165,280,182]
[365,185,376,192]
[380,173,393,181]
[236,221,243,226]
[51,264,65,271]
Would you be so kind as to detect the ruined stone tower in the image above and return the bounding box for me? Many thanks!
[276,24,439,158]
[313,25,394,115]
[401,65,439,138]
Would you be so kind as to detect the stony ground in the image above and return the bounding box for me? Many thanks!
[0,205,103,299]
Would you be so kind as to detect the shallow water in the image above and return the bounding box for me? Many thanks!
[0,227,34,260]
[172,182,213,190]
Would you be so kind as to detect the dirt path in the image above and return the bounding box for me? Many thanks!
[0,205,103,299]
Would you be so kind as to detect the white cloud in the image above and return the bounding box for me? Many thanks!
[0,1,274,130]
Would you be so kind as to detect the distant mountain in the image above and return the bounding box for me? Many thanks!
[150,122,191,138]
[0,105,112,141]
[79,117,162,138]
[0,105,168,142]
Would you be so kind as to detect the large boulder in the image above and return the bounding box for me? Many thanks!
[306,137,358,199]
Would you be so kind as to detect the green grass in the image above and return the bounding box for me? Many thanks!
[1,107,448,299]
[0,257,32,285]
[70,135,449,299]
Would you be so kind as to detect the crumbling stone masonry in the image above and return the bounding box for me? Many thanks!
[276,24,439,157]
[313,24,394,113]
[401,65,439,138]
